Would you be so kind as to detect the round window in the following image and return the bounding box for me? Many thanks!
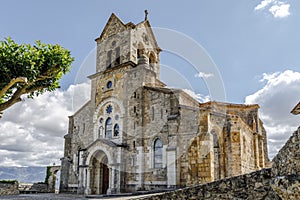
[107,81,112,89]
[106,105,113,114]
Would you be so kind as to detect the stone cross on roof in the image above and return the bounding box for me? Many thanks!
[145,10,148,21]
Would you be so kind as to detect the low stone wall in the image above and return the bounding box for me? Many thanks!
[134,168,279,200]
[271,175,300,200]
[29,183,49,193]
[0,181,19,195]
[270,127,300,200]
[272,126,300,176]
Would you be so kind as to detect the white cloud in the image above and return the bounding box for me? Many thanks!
[0,82,90,167]
[194,72,214,78]
[255,0,274,10]
[182,89,210,103]
[259,71,280,82]
[245,70,300,158]
[269,3,290,18]
[254,0,291,18]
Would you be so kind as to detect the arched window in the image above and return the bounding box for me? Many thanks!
[154,138,163,168]
[137,43,144,60]
[114,124,120,137]
[137,49,142,59]
[107,50,112,69]
[115,47,120,65]
[105,117,112,139]
[152,106,154,121]
[149,53,156,69]
[243,136,246,154]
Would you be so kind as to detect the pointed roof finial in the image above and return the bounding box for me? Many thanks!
[144,10,148,21]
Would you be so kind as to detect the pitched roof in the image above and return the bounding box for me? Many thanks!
[95,13,126,42]
[136,20,161,52]
[95,13,161,51]
[291,101,300,115]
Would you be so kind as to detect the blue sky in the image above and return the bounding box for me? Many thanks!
[0,1,300,166]
[1,0,299,102]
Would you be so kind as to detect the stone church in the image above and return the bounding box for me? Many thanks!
[60,13,269,195]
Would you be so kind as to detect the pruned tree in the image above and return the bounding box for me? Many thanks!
[0,38,74,114]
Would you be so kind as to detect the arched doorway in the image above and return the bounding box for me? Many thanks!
[90,151,109,194]
[55,170,61,193]
[47,166,61,193]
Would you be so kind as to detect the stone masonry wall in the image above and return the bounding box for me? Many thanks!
[0,181,19,195]
[270,126,300,200]
[29,183,48,193]
[134,168,279,200]
[272,126,300,177]
[134,126,300,200]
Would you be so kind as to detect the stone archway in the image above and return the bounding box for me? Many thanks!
[89,150,109,195]
[47,166,61,193]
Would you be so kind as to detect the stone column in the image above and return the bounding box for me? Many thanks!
[107,167,112,194]
[258,136,265,168]
[83,168,87,193]
[77,167,84,194]
[95,163,100,194]
[115,165,120,193]
[85,167,91,195]
[111,167,115,194]
[167,147,176,188]
[136,146,144,190]
[253,133,259,169]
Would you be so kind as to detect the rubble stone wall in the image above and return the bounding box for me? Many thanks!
[0,181,19,196]
[271,127,300,177]
[270,127,300,200]
[135,168,279,200]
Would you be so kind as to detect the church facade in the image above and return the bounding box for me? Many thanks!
[60,13,269,195]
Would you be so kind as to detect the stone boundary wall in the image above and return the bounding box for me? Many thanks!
[29,183,49,193]
[134,168,279,200]
[0,182,19,196]
[270,127,300,199]
[272,127,300,176]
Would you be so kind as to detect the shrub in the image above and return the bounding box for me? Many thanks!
[0,180,17,184]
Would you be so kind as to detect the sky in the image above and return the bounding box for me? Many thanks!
[0,0,299,166]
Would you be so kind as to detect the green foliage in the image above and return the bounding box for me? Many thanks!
[0,180,18,184]
[44,166,51,184]
[0,37,74,112]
